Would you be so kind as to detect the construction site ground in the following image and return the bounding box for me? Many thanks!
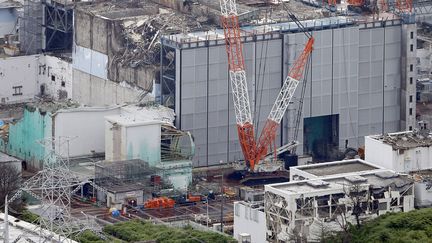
[70,196,234,227]
[66,167,247,230]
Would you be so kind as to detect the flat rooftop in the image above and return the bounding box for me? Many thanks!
[0,213,78,243]
[0,152,20,163]
[163,16,353,45]
[268,170,412,196]
[0,0,21,9]
[297,159,380,177]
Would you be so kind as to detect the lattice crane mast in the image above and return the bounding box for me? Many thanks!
[254,3,314,172]
[219,0,314,172]
[219,0,257,167]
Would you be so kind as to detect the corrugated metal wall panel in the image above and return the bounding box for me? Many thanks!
[174,24,403,166]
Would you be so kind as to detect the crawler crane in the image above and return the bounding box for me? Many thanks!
[219,0,314,173]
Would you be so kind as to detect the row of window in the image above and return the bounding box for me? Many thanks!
[408,31,415,131]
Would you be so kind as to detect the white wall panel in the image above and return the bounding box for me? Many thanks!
[73,44,107,79]
[0,55,38,103]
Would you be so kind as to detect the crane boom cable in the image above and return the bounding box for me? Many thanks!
[255,30,270,141]
[252,1,315,170]
[293,55,311,142]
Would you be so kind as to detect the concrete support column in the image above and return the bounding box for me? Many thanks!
[401,23,417,131]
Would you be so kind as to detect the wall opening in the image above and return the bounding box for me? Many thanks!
[303,114,339,161]
[40,84,46,96]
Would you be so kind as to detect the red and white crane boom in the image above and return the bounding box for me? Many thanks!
[219,0,314,172]
[219,0,257,167]
[255,38,314,170]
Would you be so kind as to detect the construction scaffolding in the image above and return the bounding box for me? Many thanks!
[19,0,74,54]
[94,159,171,192]
[7,137,105,242]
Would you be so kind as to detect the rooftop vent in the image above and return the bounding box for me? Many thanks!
[345,175,367,183]
[306,180,330,188]
[375,171,398,179]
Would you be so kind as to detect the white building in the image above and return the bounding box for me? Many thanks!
[0,54,72,103]
[0,213,78,243]
[0,104,121,170]
[105,105,194,190]
[264,160,414,242]
[290,159,388,181]
[365,131,432,207]
[0,53,151,106]
[365,131,432,173]
[233,201,266,243]
[413,174,432,207]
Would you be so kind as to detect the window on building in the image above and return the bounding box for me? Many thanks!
[409,126,413,131]
[51,75,55,81]
[61,81,65,87]
[409,95,413,103]
[411,31,414,39]
[410,64,414,72]
[410,44,414,52]
[12,86,23,96]
[410,77,413,84]
[409,108,413,115]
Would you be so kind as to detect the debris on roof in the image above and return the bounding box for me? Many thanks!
[374,130,432,150]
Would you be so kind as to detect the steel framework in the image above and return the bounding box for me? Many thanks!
[94,159,158,187]
[8,137,104,243]
[160,45,176,108]
[413,0,432,16]
[161,124,195,161]
[43,1,73,51]
[220,0,257,168]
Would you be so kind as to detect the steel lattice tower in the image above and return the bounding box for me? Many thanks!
[8,137,104,243]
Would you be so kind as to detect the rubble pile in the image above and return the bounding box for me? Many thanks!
[117,13,190,66]
[264,1,324,21]
[382,131,432,149]
[110,3,217,68]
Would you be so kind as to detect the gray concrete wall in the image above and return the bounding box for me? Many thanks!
[74,10,92,50]
[72,69,142,106]
[112,65,156,91]
[74,9,154,91]
[174,23,404,167]
[401,23,417,131]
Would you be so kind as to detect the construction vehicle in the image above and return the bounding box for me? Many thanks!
[346,0,412,13]
[144,197,175,209]
[324,0,337,11]
[173,193,207,205]
[346,0,377,12]
[187,193,202,202]
[145,193,208,208]
[219,0,314,173]
[222,186,237,198]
